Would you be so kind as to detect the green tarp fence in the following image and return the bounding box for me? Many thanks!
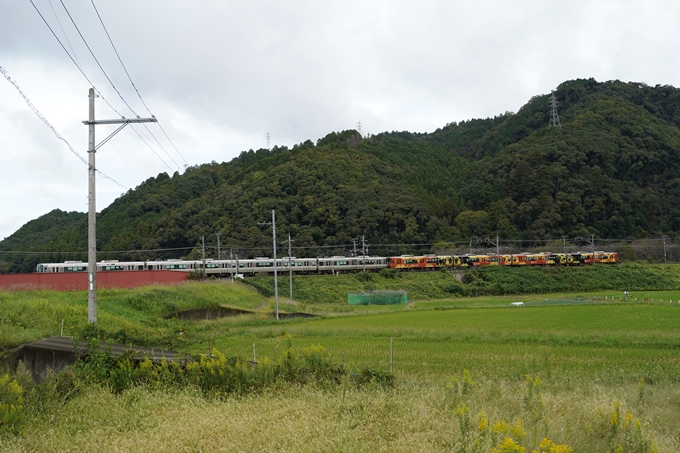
[348,290,408,305]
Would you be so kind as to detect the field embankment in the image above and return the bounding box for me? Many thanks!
[244,262,680,304]
[0,281,268,356]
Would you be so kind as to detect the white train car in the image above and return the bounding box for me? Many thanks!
[36,255,390,276]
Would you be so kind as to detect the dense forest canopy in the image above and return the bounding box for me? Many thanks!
[3,78,680,272]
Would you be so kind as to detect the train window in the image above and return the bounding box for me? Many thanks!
[65,266,86,272]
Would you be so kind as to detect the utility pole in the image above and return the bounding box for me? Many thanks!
[283,233,294,302]
[216,232,221,260]
[229,249,234,282]
[590,234,595,263]
[362,235,367,272]
[488,233,500,255]
[662,235,667,263]
[87,89,96,323]
[201,236,206,279]
[549,92,562,128]
[84,88,156,323]
[258,210,279,320]
[562,235,568,254]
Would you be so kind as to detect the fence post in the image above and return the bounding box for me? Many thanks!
[390,337,393,373]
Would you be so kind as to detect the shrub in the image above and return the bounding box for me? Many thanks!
[356,272,374,282]
[379,268,401,279]
[78,343,393,396]
[187,270,204,281]
[0,373,24,432]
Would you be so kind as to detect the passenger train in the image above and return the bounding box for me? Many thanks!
[36,251,618,276]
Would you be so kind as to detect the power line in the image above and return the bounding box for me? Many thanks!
[141,123,180,171]
[28,0,123,117]
[129,125,174,173]
[2,236,675,257]
[58,0,137,116]
[0,66,126,189]
[47,0,80,67]
[89,0,149,114]
[89,0,188,167]
[47,0,180,173]
[0,246,196,256]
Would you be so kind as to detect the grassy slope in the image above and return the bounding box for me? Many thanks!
[0,281,267,354]
[244,263,680,305]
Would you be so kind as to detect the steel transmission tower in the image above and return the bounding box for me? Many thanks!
[549,92,562,128]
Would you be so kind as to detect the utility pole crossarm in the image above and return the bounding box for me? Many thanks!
[82,117,157,125]
[84,117,157,153]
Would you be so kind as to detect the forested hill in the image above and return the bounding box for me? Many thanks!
[3,78,680,273]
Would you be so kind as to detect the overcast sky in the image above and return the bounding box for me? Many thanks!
[1,0,680,240]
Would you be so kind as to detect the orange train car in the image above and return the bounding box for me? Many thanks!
[388,255,443,270]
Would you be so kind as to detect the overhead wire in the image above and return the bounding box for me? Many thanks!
[33,0,184,174]
[129,125,174,172]
[89,0,189,168]
[1,237,672,257]
[47,0,80,67]
[141,123,181,171]
[27,0,123,117]
[0,66,127,190]
[58,0,137,116]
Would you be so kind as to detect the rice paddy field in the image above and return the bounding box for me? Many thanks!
[1,272,679,452]
[200,303,680,387]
